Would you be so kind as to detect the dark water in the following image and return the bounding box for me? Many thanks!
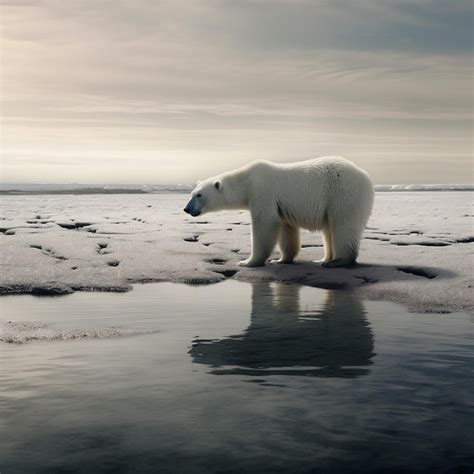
[0,281,473,474]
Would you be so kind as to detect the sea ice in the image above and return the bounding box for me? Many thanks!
[0,192,472,313]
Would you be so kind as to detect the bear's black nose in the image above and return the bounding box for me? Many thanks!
[183,207,190,214]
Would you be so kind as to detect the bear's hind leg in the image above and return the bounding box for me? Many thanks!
[314,220,333,263]
[313,214,334,264]
[322,221,360,268]
[274,224,300,264]
[322,224,334,262]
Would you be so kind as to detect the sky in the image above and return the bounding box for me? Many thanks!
[0,0,472,184]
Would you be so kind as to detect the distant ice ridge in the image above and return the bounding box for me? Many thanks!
[0,183,472,194]
[374,184,473,192]
[0,183,194,194]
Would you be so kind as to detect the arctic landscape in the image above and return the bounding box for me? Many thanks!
[2,0,473,470]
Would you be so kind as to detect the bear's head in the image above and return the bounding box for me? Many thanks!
[183,178,224,217]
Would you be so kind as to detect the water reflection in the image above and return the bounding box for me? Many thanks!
[190,282,375,377]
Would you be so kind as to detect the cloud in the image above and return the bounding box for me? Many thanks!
[0,0,472,183]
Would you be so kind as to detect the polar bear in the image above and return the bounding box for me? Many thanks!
[184,156,374,268]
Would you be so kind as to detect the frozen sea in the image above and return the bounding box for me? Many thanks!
[0,281,473,473]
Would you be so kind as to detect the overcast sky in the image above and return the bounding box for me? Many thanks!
[1,0,472,184]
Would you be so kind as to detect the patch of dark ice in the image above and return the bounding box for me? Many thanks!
[184,235,199,242]
[205,258,227,265]
[397,266,437,279]
[212,269,238,278]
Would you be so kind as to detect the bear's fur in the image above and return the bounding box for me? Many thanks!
[184,156,374,267]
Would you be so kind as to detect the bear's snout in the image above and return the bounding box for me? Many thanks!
[183,197,202,217]
[184,207,200,216]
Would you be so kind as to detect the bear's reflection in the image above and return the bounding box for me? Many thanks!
[190,282,375,378]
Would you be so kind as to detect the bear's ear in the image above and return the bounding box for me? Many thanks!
[213,180,222,191]
[196,180,201,186]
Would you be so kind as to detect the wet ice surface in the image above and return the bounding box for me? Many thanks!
[0,192,473,312]
[0,281,473,474]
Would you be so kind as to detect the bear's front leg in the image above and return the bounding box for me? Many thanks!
[238,213,281,267]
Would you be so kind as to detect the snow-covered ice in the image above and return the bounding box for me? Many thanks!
[0,320,159,344]
[0,192,472,313]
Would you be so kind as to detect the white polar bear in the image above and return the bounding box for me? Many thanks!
[184,156,374,268]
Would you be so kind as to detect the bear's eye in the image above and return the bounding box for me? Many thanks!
[196,193,202,198]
